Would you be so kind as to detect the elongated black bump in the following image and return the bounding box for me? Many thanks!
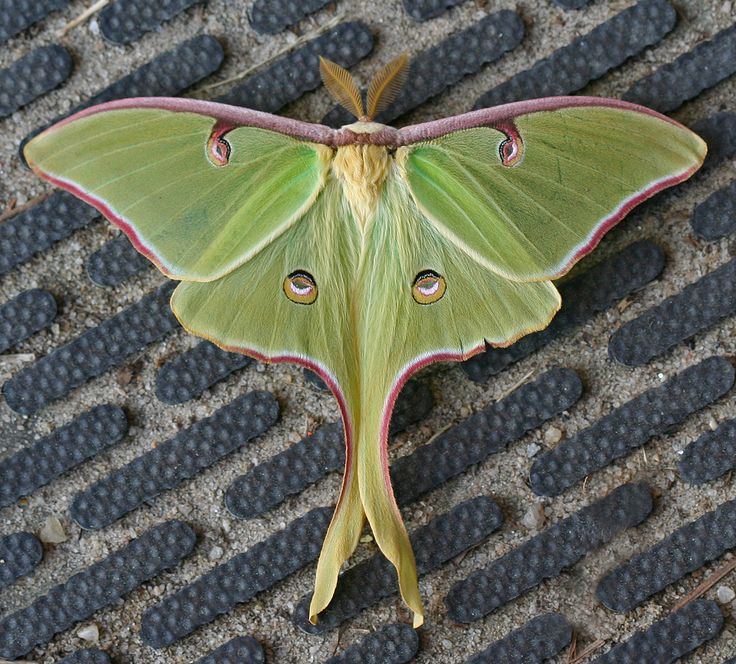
[0,45,72,118]
[465,613,573,664]
[462,241,665,383]
[596,497,736,612]
[608,258,736,366]
[0,404,128,508]
[86,233,151,287]
[590,600,723,663]
[531,357,734,496]
[99,0,204,44]
[58,650,112,664]
[293,496,504,633]
[325,623,419,664]
[692,112,736,171]
[445,483,653,623]
[0,288,56,353]
[249,0,330,34]
[0,520,196,660]
[0,0,68,45]
[0,532,43,589]
[691,181,736,241]
[679,417,736,484]
[2,282,179,415]
[475,0,676,107]
[193,636,264,664]
[70,391,278,529]
[402,0,469,21]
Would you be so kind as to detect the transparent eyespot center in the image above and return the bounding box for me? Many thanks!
[412,270,446,304]
[284,271,317,305]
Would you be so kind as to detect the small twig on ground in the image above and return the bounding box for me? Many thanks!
[565,631,577,662]
[568,637,606,663]
[58,0,111,37]
[496,369,534,401]
[671,557,736,612]
[0,192,51,223]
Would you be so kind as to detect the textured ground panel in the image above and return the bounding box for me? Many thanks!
[0,520,196,659]
[0,191,100,276]
[0,0,68,44]
[225,379,434,519]
[293,496,504,633]
[679,416,736,484]
[58,649,113,664]
[596,496,736,612]
[445,483,653,623]
[624,23,736,113]
[474,0,675,108]
[608,258,736,366]
[2,281,179,415]
[70,391,278,529]
[140,507,332,648]
[323,10,524,127]
[325,623,419,664]
[99,0,204,44]
[402,0,468,21]
[193,636,264,664]
[0,288,56,353]
[0,44,72,118]
[249,0,330,34]
[155,340,252,404]
[591,600,723,663]
[0,404,128,509]
[86,233,152,288]
[19,34,224,164]
[465,613,572,664]
[691,181,736,240]
[530,356,734,496]
[462,241,665,383]
[214,22,373,112]
[0,532,43,589]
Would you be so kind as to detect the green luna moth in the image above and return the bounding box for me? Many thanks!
[23,54,706,628]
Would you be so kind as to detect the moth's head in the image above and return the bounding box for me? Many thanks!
[319,53,409,126]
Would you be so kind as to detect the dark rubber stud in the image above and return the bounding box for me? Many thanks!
[590,600,723,663]
[249,0,330,34]
[0,404,128,509]
[530,357,734,496]
[552,0,592,8]
[0,45,73,118]
[293,496,504,633]
[325,623,419,664]
[402,0,469,21]
[0,532,43,589]
[679,416,736,484]
[58,650,112,664]
[193,636,264,664]
[445,483,653,623]
[693,112,736,171]
[3,282,179,415]
[691,181,736,241]
[596,497,736,612]
[99,0,204,45]
[474,0,675,108]
[0,288,57,354]
[462,241,665,383]
[465,613,573,664]
[70,391,278,529]
[0,0,68,45]
[86,233,151,287]
[0,520,196,660]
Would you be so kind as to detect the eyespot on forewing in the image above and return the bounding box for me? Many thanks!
[412,270,446,305]
[284,271,318,305]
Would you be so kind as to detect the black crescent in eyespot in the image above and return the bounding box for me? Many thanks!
[284,270,318,305]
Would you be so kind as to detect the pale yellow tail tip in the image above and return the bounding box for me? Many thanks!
[413,611,424,628]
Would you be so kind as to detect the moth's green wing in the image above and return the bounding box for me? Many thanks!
[24,106,332,281]
[399,105,706,281]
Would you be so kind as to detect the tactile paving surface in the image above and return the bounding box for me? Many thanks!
[70,391,278,529]
[679,417,736,484]
[0,404,128,509]
[596,497,736,612]
[193,636,264,664]
[99,0,203,44]
[0,288,56,353]
[465,613,572,664]
[293,496,504,633]
[2,282,179,415]
[86,233,153,287]
[249,0,330,34]
[402,0,468,21]
[474,0,675,108]
[445,483,653,623]
[608,259,736,366]
[624,23,736,113]
[0,44,72,118]
[325,623,419,664]
[590,600,723,663]
[324,10,524,127]
[19,34,224,164]
[140,507,332,648]
[156,340,252,404]
[225,379,433,519]
[462,241,665,383]
[58,649,112,664]
[215,22,373,113]
[691,181,736,240]
[0,0,68,44]
[0,532,42,589]
[0,519,196,660]
[530,356,734,496]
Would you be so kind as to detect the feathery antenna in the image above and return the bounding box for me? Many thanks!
[366,53,409,121]
[319,56,365,120]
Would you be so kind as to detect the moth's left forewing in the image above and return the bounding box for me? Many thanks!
[397,97,707,282]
